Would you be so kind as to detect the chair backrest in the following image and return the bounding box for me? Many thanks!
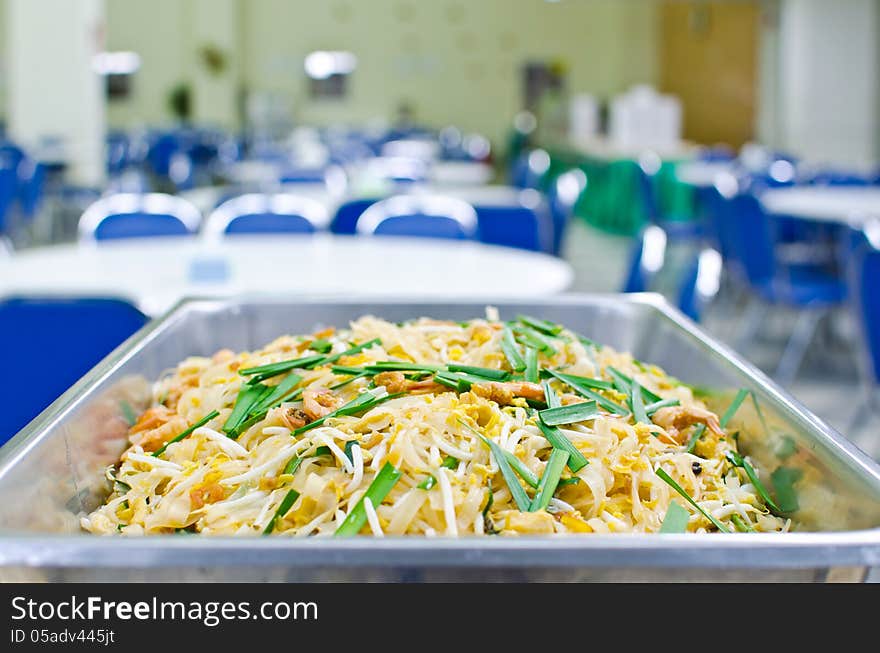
[622,225,667,293]
[547,169,588,255]
[0,297,148,442]
[331,197,382,234]
[78,193,201,242]
[204,193,330,238]
[726,191,776,286]
[356,194,478,240]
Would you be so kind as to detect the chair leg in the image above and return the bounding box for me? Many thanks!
[774,309,824,387]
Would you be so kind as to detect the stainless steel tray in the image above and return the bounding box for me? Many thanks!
[1,294,878,582]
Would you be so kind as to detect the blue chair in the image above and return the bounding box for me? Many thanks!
[78,193,201,242]
[676,247,723,322]
[846,225,880,435]
[0,297,148,442]
[204,193,330,237]
[475,202,551,252]
[509,149,550,189]
[546,169,587,256]
[622,225,668,293]
[356,195,478,240]
[331,197,382,234]
[728,191,847,384]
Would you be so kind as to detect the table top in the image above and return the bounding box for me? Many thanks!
[760,186,880,226]
[674,161,738,188]
[0,234,574,316]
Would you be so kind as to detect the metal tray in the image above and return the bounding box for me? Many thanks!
[1,294,878,582]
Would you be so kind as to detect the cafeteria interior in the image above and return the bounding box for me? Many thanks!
[1,0,879,465]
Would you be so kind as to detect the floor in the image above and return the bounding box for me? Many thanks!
[562,219,880,462]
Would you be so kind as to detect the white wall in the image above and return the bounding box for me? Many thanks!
[6,0,105,184]
[763,0,880,168]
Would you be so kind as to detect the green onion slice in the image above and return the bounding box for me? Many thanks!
[536,418,589,472]
[607,367,663,403]
[323,338,382,365]
[655,467,730,533]
[659,501,690,533]
[365,361,441,373]
[725,450,780,512]
[529,448,570,512]
[501,326,526,372]
[309,339,333,354]
[334,462,402,536]
[440,455,459,469]
[119,401,138,427]
[476,433,531,512]
[223,384,272,435]
[630,379,649,425]
[543,369,615,391]
[251,373,302,414]
[524,346,540,383]
[730,514,755,533]
[417,475,436,490]
[720,389,750,428]
[644,398,680,415]
[685,424,706,454]
[292,390,403,436]
[542,380,561,409]
[445,364,510,381]
[511,324,556,354]
[153,410,220,458]
[501,450,540,488]
[263,489,300,535]
[517,314,564,336]
[538,400,600,426]
[770,466,802,513]
[241,354,326,384]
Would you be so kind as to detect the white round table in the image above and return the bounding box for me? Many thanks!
[0,235,574,316]
[760,187,880,227]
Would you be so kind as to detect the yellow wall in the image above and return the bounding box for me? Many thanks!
[105,0,659,144]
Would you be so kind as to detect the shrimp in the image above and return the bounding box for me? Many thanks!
[272,406,308,430]
[128,406,187,452]
[373,371,446,395]
[303,389,341,421]
[652,405,725,442]
[471,381,545,405]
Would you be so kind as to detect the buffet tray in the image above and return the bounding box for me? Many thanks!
[1,294,878,582]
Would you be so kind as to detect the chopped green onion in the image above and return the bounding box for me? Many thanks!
[417,475,436,490]
[262,489,300,535]
[577,334,599,350]
[152,410,220,458]
[655,467,730,533]
[538,400,600,426]
[501,450,540,488]
[445,364,510,381]
[241,354,326,384]
[542,379,561,409]
[774,435,798,461]
[536,418,589,472]
[223,383,272,435]
[282,455,303,476]
[309,339,333,354]
[440,455,458,469]
[323,337,382,365]
[251,373,302,414]
[313,445,331,457]
[344,440,358,462]
[607,366,631,395]
[119,401,138,427]
[529,448,570,512]
[292,391,403,436]
[475,433,531,512]
[645,398,680,415]
[630,379,649,425]
[659,501,690,533]
[555,376,628,415]
[334,462,402,536]
[365,361,441,373]
[517,314,563,336]
[511,324,556,354]
[607,367,663,403]
[524,346,539,383]
[330,372,369,390]
[770,466,802,513]
[227,410,269,439]
[725,450,780,512]
[544,369,615,393]
[433,371,464,391]
[685,424,706,454]
[501,326,526,372]
[720,389,750,428]
[730,514,755,533]
[331,365,368,376]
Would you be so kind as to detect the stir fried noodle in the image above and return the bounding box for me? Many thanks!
[84,312,788,536]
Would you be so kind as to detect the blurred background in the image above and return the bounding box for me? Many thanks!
[0,0,879,458]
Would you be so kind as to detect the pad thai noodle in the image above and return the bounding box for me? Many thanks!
[83,310,789,536]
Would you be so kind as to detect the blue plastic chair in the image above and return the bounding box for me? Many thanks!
[728,192,846,384]
[676,247,723,322]
[205,193,330,237]
[356,195,478,240]
[547,169,587,256]
[846,227,880,434]
[475,203,551,252]
[509,149,550,189]
[622,225,668,294]
[0,297,148,442]
[78,193,201,242]
[331,198,382,234]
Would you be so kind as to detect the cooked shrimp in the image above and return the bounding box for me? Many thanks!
[303,389,340,420]
[373,371,446,395]
[128,406,187,452]
[652,405,724,441]
[472,381,545,405]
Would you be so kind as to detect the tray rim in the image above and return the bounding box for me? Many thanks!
[1,292,878,570]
